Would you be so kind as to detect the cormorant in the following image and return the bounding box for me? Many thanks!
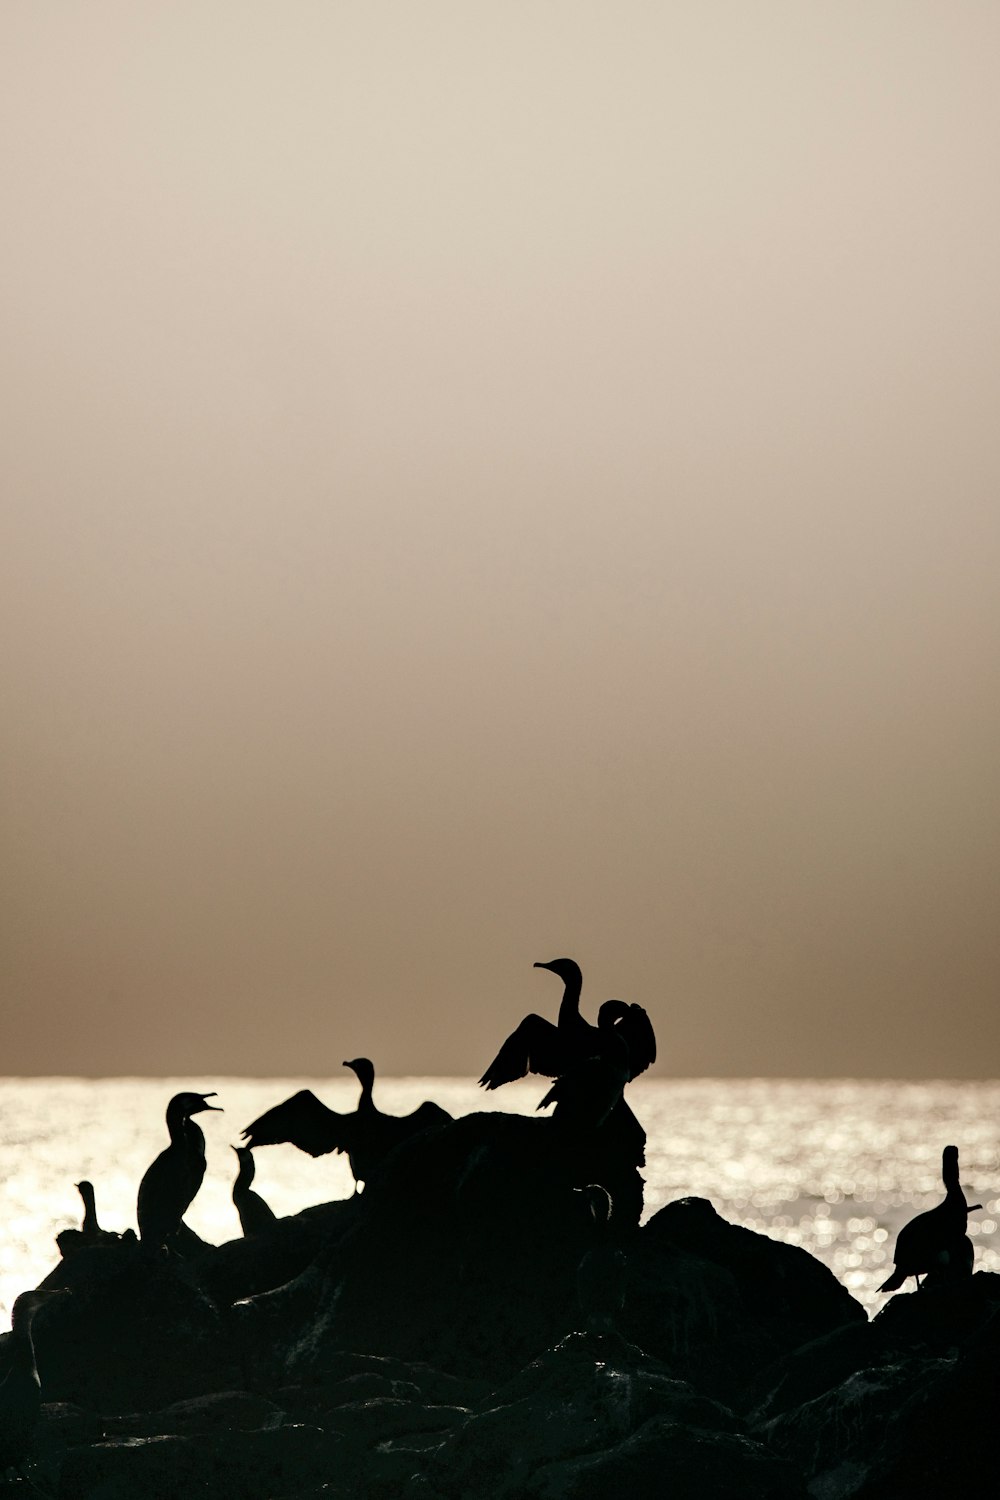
[574,1184,627,1333]
[55,1180,122,1259]
[0,1290,64,1473]
[137,1091,222,1248]
[878,1145,982,1292]
[242,1060,452,1192]
[478,958,656,1090]
[231,1145,278,1236]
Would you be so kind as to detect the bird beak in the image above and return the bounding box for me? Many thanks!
[202,1093,223,1111]
[970,1203,983,1211]
[533,961,554,972]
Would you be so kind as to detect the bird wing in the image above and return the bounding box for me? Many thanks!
[241,1090,352,1158]
[611,1004,657,1079]
[479,1014,567,1089]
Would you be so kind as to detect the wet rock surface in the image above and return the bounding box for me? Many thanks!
[5,1117,992,1498]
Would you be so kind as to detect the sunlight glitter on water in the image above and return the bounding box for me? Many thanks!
[1,1077,997,1324]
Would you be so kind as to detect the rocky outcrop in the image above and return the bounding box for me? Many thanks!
[7,1111,992,1498]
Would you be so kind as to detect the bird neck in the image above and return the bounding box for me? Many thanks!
[234,1156,254,1192]
[9,1306,41,1379]
[79,1184,100,1234]
[557,968,584,1029]
[166,1098,193,1143]
[349,1062,376,1109]
[184,1117,207,1158]
[942,1150,964,1200]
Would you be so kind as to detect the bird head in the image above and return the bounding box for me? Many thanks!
[343,1058,376,1092]
[169,1091,223,1119]
[533,958,582,987]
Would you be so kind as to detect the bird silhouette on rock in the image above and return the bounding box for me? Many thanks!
[878,1145,982,1292]
[479,959,656,1090]
[56,1181,128,1259]
[0,1290,65,1474]
[137,1091,222,1249]
[231,1146,278,1236]
[242,1059,452,1192]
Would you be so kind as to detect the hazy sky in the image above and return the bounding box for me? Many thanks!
[3,3,999,1078]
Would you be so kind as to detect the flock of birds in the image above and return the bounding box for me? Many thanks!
[0,957,988,1476]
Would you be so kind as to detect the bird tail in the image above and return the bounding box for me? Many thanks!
[878,1266,907,1293]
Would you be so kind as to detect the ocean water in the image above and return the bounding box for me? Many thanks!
[1,1077,997,1327]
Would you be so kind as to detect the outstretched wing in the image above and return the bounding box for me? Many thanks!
[479,1013,568,1089]
[242,1089,352,1158]
[598,1001,656,1080]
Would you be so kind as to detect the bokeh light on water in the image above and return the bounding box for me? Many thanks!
[1,1077,997,1324]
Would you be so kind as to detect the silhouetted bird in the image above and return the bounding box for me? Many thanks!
[231,1145,277,1236]
[878,1145,982,1292]
[137,1091,222,1248]
[56,1180,124,1259]
[242,1060,452,1192]
[479,958,656,1090]
[0,1290,65,1473]
[574,1184,627,1333]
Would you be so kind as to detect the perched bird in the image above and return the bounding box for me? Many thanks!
[479,958,655,1091]
[56,1180,122,1259]
[0,1289,65,1473]
[231,1146,277,1236]
[878,1145,982,1292]
[574,1185,627,1333]
[137,1091,222,1248]
[243,1060,452,1192]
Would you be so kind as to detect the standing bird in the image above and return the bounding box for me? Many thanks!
[0,1290,65,1473]
[242,1059,451,1192]
[479,959,656,1090]
[878,1145,982,1292]
[231,1146,277,1236]
[137,1091,222,1248]
[574,1185,627,1334]
[56,1180,123,1259]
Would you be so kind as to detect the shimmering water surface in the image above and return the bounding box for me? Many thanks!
[1,1078,997,1325]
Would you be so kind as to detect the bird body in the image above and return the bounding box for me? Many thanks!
[538,1028,631,1133]
[231,1146,278,1236]
[137,1092,222,1247]
[878,1145,981,1292]
[243,1059,451,1191]
[0,1291,62,1472]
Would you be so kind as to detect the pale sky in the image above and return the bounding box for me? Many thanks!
[2,2,999,1077]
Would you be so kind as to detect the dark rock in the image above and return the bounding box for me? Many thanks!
[760,1358,952,1480]
[622,1198,865,1406]
[101,1390,285,1438]
[868,1268,1000,1353]
[190,1202,357,1308]
[30,1242,239,1414]
[646,1198,864,1333]
[276,1354,489,1411]
[423,1332,749,1498]
[57,1425,341,1500]
[278,1111,642,1383]
[527,1419,808,1500]
[317,1397,467,1443]
[851,1302,1000,1499]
